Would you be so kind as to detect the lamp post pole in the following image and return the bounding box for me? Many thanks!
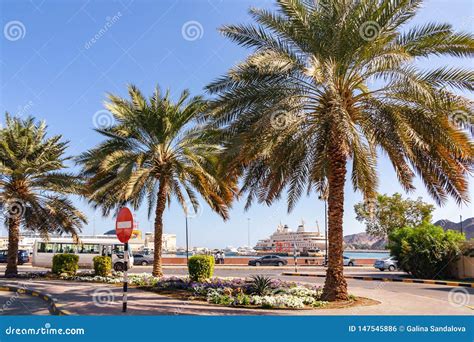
[185,216,189,264]
[247,218,251,247]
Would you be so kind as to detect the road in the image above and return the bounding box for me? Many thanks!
[0,264,472,313]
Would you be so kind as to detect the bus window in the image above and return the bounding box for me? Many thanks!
[113,245,124,253]
[37,242,55,253]
[77,244,100,254]
[101,245,112,257]
[53,243,76,254]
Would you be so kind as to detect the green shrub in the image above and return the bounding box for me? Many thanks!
[388,222,465,279]
[188,255,214,281]
[93,256,112,276]
[52,253,79,275]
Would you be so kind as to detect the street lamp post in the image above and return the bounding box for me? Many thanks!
[247,218,251,247]
[185,216,189,264]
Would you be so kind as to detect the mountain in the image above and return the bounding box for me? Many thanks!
[343,232,387,250]
[434,217,474,240]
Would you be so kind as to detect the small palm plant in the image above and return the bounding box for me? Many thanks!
[249,275,274,295]
[0,114,87,277]
[78,85,236,277]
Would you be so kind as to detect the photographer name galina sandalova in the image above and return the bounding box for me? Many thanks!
[406,325,466,333]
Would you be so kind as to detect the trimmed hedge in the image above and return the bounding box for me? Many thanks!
[188,255,214,281]
[93,256,112,276]
[52,253,79,275]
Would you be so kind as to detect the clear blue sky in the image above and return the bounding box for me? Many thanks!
[1,0,473,248]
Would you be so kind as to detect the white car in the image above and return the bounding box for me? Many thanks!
[374,256,398,271]
[343,256,355,266]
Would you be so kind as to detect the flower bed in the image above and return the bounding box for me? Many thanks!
[7,271,375,310]
[88,273,327,309]
[19,272,330,309]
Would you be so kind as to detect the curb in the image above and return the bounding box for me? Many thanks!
[0,285,70,315]
[281,273,474,288]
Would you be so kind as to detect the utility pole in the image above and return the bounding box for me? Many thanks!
[92,214,96,236]
[185,216,189,264]
[247,218,251,247]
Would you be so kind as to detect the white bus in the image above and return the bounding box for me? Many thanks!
[32,237,134,271]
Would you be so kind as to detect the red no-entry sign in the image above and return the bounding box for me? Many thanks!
[115,207,134,243]
[115,207,134,313]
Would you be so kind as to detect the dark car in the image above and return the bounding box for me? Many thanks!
[133,253,153,266]
[248,255,288,266]
[0,249,30,265]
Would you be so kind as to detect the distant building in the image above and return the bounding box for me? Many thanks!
[143,232,176,253]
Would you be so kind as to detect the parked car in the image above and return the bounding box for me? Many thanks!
[343,256,355,266]
[0,249,30,265]
[248,255,288,266]
[133,253,153,266]
[374,256,398,271]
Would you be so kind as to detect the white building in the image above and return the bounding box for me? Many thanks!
[144,232,176,253]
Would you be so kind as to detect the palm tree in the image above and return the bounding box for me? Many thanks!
[206,0,474,300]
[78,85,235,277]
[0,114,87,277]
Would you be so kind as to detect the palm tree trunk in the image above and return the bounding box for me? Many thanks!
[5,216,20,277]
[152,179,168,277]
[322,144,349,301]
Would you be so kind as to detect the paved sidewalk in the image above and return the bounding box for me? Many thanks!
[282,271,474,287]
[0,279,472,315]
[0,291,50,315]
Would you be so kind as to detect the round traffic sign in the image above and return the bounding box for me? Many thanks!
[116,207,134,243]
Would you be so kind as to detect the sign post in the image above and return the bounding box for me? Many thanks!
[115,207,134,313]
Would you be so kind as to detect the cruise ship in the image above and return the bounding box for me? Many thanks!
[254,222,326,256]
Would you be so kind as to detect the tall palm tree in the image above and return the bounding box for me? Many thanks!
[78,85,235,277]
[0,114,87,277]
[206,0,474,300]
